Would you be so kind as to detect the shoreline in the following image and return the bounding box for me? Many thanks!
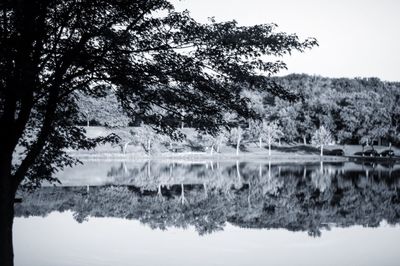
[68,151,349,163]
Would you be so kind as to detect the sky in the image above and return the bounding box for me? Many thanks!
[172,0,400,81]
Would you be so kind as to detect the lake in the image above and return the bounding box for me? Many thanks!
[13,160,400,266]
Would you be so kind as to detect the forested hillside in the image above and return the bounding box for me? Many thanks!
[271,74,400,145]
[77,74,400,146]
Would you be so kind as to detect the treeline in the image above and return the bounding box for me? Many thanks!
[268,74,400,145]
[77,74,400,146]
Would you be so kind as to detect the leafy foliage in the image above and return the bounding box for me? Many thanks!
[255,74,400,145]
[75,92,130,127]
[311,126,333,156]
[311,126,333,146]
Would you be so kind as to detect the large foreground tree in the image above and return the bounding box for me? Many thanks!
[0,0,316,264]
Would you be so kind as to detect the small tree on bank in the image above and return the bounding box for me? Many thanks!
[229,126,243,156]
[247,120,263,148]
[311,126,333,157]
[262,122,282,156]
[114,129,134,154]
[203,131,227,154]
[134,125,158,155]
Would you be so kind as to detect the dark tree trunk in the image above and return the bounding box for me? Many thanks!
[0,196,15,266]
[0,161,17,266]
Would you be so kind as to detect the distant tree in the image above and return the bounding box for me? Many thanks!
[229,126,243,156]
[311,126,333,157]
[336,91,389,145]
[203,131,227,154]
[388,93,400,144]
[113,128,134,154]
[247,120,263,148]
[214,131,229,153]
[262,121,282,156]
[295,103,314,144]
[223,112,246,155]
[134,125,158,154]
[76,93,130,127]
[241,89,266,115]
[275,103,298,143]
[75,95,98,127]
[0,1,316,264]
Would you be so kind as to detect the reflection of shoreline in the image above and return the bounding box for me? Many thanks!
[70,153,349,163]
[15,165,400,237]
[53,160,400,188]
[17,161,400,237]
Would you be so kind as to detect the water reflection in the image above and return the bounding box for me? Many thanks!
[15,161,400,237]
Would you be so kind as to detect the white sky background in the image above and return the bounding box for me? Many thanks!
[172,0,400,82]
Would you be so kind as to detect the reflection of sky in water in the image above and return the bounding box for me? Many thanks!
[14,211,400,266]
[14,161,400,266]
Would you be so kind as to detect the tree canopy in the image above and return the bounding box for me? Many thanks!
[0,0,316,189]
[259,74,400,145]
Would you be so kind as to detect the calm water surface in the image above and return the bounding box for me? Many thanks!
[14,160,400,266]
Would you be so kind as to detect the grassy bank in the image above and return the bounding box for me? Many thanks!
[63,127,399,162]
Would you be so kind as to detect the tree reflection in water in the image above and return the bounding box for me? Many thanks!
[15,161,400,237]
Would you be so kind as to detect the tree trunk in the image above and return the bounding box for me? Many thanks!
[0,164,16,266]
[147,139,151,155]
[0,197,14,266]
[303,135,307,145]
[122,141,131,154]
[259,137,262,149]
[147,160,151,178]
[320,144,323,157]
[210,145,214,155]
[157,184,162,197]
[236,135,241,156]
[268,140,271,156]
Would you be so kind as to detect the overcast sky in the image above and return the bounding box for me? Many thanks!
[172,0,400,81]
